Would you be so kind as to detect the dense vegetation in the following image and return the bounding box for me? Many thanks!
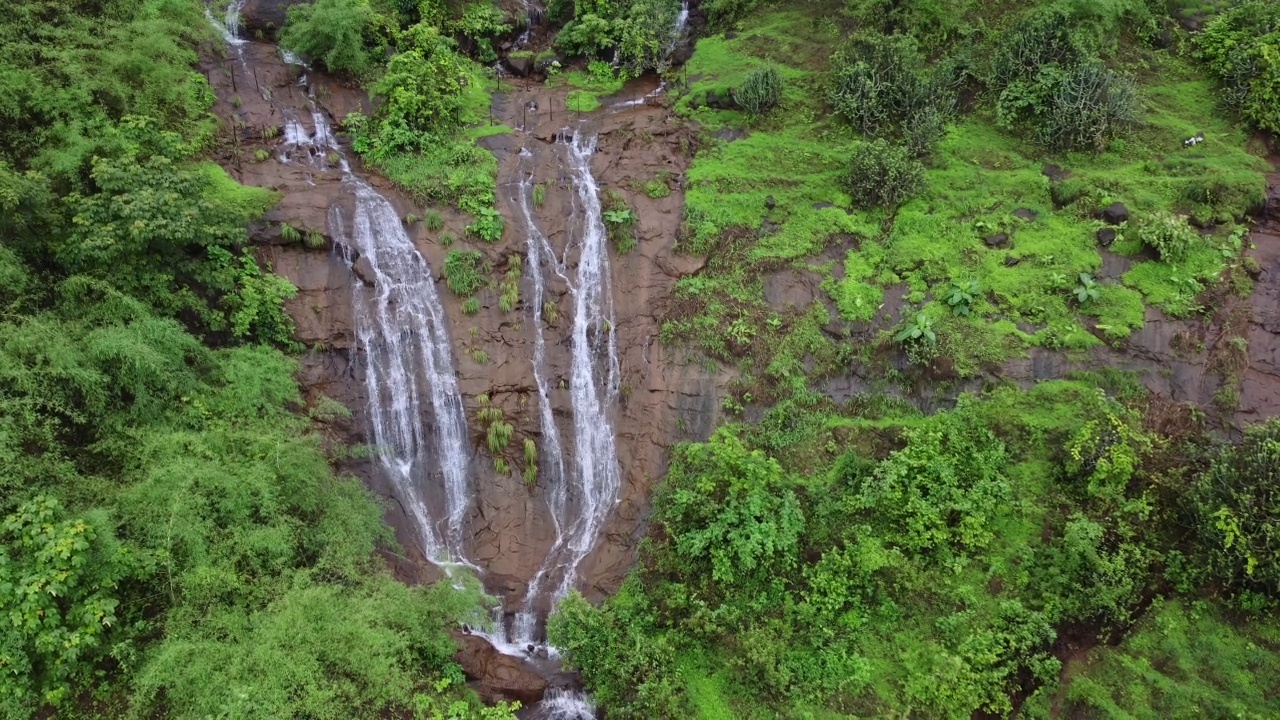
[547,0,1280,718]
[0,1,509,717]
[5,0,1278,717]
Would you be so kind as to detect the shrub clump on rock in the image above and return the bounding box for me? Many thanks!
[735,64,783,115]
[843,139,926,210]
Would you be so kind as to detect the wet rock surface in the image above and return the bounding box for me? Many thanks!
[204,42,726,618]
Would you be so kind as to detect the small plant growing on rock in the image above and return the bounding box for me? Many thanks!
[462,297,481,315]
[543,300,559,325]
[326,152,342,166]
[254,149,270,162]
[444,250,486,297]
[946,279,979,317]
[425,210,444,231]
[470,347,490,364]
[279,223,302,243]
[231,95,243,108]
[466,207,504,243]
[602,191,638,253]
[403,212,420,225]
[1136,212,1198,262]
[1075,273,1101,304]
[523,439,538,486]
[894,312,938,365]
[304,231,327,250]
[533,184,546,208]
[644,180,670,199]
[844,139,926,210]
[736,64,783,116]
[440,232,456,247]
[499,255,522,313]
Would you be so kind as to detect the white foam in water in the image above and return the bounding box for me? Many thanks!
[539,688,597,720]
[205,0,248,47]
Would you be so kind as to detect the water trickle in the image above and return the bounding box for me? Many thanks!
[675,0,690,37]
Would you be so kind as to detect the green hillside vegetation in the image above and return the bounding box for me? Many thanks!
[0,1,510,717]
[550,0,1280,717]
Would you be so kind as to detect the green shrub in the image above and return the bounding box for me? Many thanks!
[1189,419,1280,606]
[443,250,485,297]
[556,13,617,58]
[843,139,926,210]
[988,11,1139,152]
[736,65,783,115]
[1136,212,1198,262]
[1196,1,1280,133]
[367,28,469,139]
[280,0,383,77]
[466,207,504,243]
[1038,62,1139,152]
[425,209,445,231]
[828,33,955,155]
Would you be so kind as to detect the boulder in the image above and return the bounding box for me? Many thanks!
[764,195,777,211]
[984,232,1010,248]
[1096,227,1117,247]
[1013,208,1038,222]
[241,0,307,34]
[505,53,534,77]
[454,633,549,706]
[1004,255,1021,267]
[352,255,376,286]
[705,89,737,110]
[1101,202,1129,225]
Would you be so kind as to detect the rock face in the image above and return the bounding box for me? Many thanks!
[204,46,725,624]
[454,633,550,705]
[240,0,308,34]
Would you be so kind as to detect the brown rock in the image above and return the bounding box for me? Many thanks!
[352,255,376,286]
[453,633,549,705]
[241,0,307,34]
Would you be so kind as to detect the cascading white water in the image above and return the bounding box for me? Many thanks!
[206,0,247,47]
[553,130,623,602]
[674,0,690,37]
[509,149,570,645]
[538,688,597,720]
[212,2,475,565]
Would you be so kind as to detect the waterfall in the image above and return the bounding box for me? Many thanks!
[538,688,597,719]
[554,130,623,601]
[213,1,475,566]
[206,0,247,47]
[331,179,475,564]
[675,0,690,37]
[509,149,570,644]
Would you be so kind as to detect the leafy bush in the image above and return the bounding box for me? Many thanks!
[828,33,955,153]
[0,496,129,709]
[444,250,486,296]
[466,207,504,242]
[367,28,469,141]
[1190,419,1280,605]
[450,2,512,62]
[280,0,384,77]
[1074,272,1101,303]
[989,11,1139,152]
[843,139,926,210]
[736,65,783,115]
[1135,212,1198,262]
[1196,1,1280,133]
[556,13,617,58]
